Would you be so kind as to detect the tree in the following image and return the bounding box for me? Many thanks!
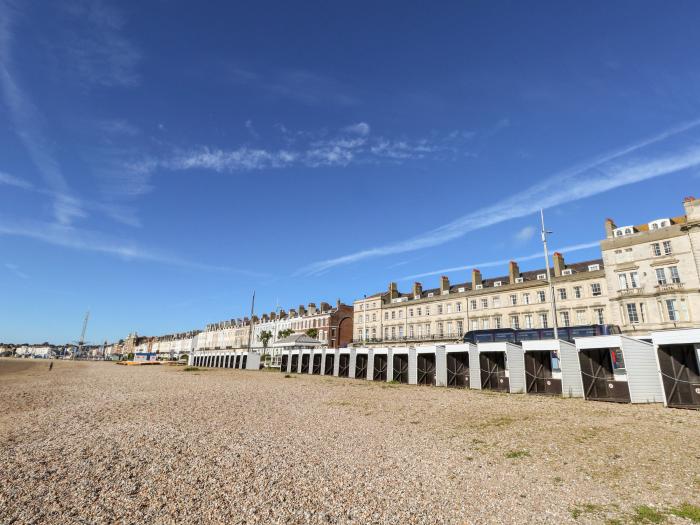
[305,328,318,339]
[259,330,273,348]
[277,328,294,339]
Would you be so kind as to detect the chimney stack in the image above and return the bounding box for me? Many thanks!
[684,196,700,222]
[604,217,617,239]
[508,261,520,284]
[471,269,482,287]
[440,276,450,293]
[412,282,423,297]
[298,304,306,316]
[289,308,297,318]
[320,302,331,312]
[336,299,341,308]
[308,303,317,315]
[388,282,398,300]
[553,252,565,277]
[279,309,287,319]
[270,311,277,320]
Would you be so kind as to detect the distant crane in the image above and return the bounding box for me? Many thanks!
[74,310,90,359]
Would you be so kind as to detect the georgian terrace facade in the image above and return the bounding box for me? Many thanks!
[601,196,700,333]
[353,254,609,347]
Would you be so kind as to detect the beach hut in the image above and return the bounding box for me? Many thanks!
[390,347,409,384]
[652,329,700,409]
[575,335,663,404]
[301,351,311,374]
[353,348,369,380]
[338,350,351,378]
[435,343,474,388]
[272,334,323,374]
[323,349,335,375]
[311,350,322,375]
[519,340,577,396]
[475,342,525,393]
[371,348,389,381]
[280,353,289,373]
[410,346,436,386]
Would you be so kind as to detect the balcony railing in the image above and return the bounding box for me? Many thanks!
[355,333,465,344]
[618,287,644,296]
[656,282,684,293]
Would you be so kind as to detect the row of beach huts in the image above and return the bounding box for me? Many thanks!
[189,329,700,410]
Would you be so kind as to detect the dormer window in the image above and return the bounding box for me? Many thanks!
[494,281,502,287]
[475,284,483,290]
[537,273,547,280]
[562,269,573,276]
[515,277,524,283]
[588,264,600,271]
[427,292,434,297]
[457,287,465,293]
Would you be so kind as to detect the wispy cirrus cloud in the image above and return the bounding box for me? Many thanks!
[0,217,265,276]
[4,262,29,280]
[402,241,601,281]
[297,118,700,276]
[514,225,536,243]
[59,0,141,88]
[137,123,472,174]
[229,66,358,107]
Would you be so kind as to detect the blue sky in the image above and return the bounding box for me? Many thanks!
[2,1,700,344]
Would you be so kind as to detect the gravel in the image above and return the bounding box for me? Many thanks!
[0,358,698,524]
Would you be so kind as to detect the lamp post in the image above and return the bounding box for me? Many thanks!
[540,209,559,340]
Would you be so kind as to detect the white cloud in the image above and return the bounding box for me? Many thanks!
[0,171,33,190]
[0,217,265,276]
[343,122,370,136]
[514,225,536,243]
[5,262,29,279]
[297,118,700,276]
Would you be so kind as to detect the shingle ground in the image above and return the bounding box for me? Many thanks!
[0,359,698,524]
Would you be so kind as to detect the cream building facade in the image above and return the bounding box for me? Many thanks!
[354,255,609,347]
[601,197,700,334]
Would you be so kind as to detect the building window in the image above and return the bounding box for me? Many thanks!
[510,315,519,329]
[437,322,444,337]
[591,283,602,296]
[364,328,369,339]
[494,316,502,329]
[471,320,478,331]
[560,311,570,327]
[384,312,389,321]
[398,326,404,338]
[524,314,533,328]
[493,296,501,308]
[372,313,376,321]
[446,321,453,336]
[558,288,567,300]
[357,329,362,340]
[594,308,605,324]
[662,240,672,255]
[417,307,422,316]
[425,323,431,335]
[482,318,490,329]
[510,294,517,305]
[456,321,463,336]
[618,274,628,290]
[666,299,678,321]
[626,303,639,324]
[398,310,403,319]
[538,290,546,303]
[371,328,376,339]
[446,304,452,314]
[409,309,413,317]
[470,299,477,310]
[523,293,530,305]
[426,306,431,316]
[669,266,680,284]
[384,328,389,339]
[456,302,462,312]
[576,309,586,325]
[651,243,661,257]
[391,327,396,339]
[481,298,488,308]
[539,313,548,328]
[391,311,396,320]
[655,268,667,286]
[639,303,646,323]
[574,286,582,299]
[437,305,443,315]
[630,272,639,288]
